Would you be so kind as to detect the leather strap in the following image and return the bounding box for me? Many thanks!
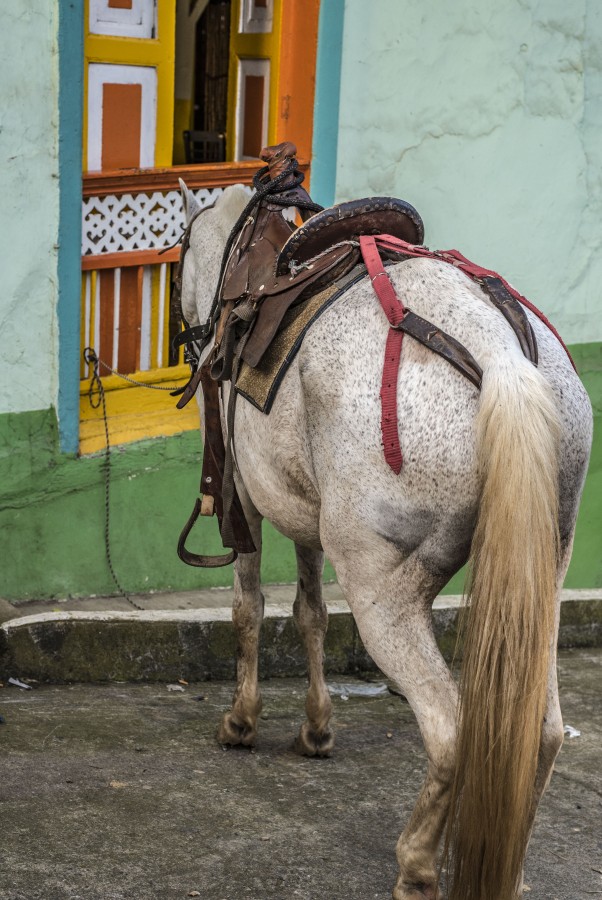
[395,311,482,389]
[176,364,204,409]
[176,363,256,568]
[371,235,575,370]
[360,235,406,473]
[480,276,537,365]
[360,235,484,474]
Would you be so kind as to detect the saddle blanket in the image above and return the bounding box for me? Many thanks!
[236,266,367,413]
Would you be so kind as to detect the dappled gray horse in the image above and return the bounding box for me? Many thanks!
[179,183,592,900]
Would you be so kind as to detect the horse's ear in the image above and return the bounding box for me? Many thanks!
[179,178,202,225]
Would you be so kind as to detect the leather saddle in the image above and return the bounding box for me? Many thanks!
[175,142,426,567]
[216,146,424,370]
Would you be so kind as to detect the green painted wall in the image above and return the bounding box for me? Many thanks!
[0,341,599,600]
[0,3,60,416]
[0,409,311,600]
[336,0,602,346]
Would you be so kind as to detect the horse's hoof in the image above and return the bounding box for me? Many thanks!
[217,712,257,748]
[393,881,441,900]
[295,722,335,757]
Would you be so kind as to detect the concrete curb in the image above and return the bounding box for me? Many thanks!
[1,589,601,683]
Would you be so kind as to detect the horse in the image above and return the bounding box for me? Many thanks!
[178,181,593,900]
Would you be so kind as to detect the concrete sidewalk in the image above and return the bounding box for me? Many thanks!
[1,586,601,683]
[1,648,600,900]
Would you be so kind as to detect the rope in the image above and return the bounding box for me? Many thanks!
[83,347,145,611]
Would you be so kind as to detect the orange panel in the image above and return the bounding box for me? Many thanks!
[242,75,265,158]
[108,0,133,8]
[275,0,320,163]
[98,270,115,367]
[101,83,142,171]
[117,267,142,374]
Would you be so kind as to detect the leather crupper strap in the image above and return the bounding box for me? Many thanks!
[361,233,576,474]
[177,363,256,567]
[371,235,576,370]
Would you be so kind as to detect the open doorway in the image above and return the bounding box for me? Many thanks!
[173,0,231,165]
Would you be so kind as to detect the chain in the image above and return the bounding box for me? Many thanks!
[89,355,183,390]
[84,348,145,611]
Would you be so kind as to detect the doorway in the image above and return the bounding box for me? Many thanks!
[173,0,231,164]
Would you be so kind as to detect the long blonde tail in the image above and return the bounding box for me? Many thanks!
[446,355,561,900]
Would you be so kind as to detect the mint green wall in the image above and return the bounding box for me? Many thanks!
[0,4,60,415]
[337,0,602,345]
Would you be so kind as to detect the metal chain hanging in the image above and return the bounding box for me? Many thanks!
[83,347,149,611]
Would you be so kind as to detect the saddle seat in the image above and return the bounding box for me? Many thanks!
[276,196,424,276]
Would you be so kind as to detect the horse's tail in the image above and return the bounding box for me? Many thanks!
[446,354,561,900]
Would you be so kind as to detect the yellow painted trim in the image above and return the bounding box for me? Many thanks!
[90,269,99,351]
[155,1,175,167]
[173,98,194,165]
[79,378,200,456]
[268,1,283,145]
[226,1,239,161]
[83,26,89,171]
[161,266,171,366]
[86,35,166,66]
[80,277,87,380]
[83,0,175,168]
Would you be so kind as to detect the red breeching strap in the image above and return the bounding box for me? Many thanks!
[370,235,576,371]
[361,233,577,476]
[359,235,406,474]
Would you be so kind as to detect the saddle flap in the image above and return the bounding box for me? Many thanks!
[276,197,424,276]
[242,244,358,368]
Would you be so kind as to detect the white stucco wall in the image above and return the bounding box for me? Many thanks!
[0,4,59,414]
[337,0,602,344]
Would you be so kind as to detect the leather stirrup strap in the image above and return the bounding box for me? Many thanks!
[176,363,256,568]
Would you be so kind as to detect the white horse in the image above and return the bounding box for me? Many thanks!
[179,183,592,900]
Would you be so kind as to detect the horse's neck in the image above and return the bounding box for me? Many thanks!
[190,198,247,328]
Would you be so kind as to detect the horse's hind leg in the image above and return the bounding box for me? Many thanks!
[326,535,457,900]
[293,544,335,757]
[217,506,264,747]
